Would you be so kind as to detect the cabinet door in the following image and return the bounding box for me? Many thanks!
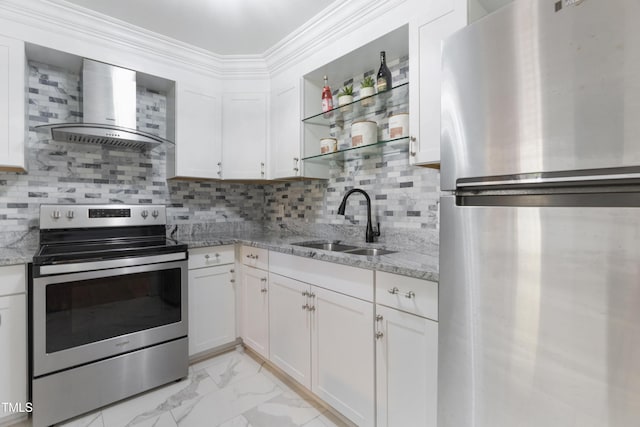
[409,1,466,166]
[188,264,235,356]
[268,273,311,388]
[0,294,26,421]
[222,93,268,180]
[375,304,438,427]
[241,265,269,359]
[271,83,301,179]
[0,35,25,172]
[311,287,374,427]
[170,86,222,179]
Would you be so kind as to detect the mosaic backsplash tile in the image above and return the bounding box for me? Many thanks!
[0,58,439,253]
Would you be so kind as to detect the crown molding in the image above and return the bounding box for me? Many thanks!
[0,0,270,79]
[264,0,409,75]
[0,0,408,81]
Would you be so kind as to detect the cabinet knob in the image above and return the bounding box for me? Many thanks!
[388,287,399,295]
[375,331,384,339]
[405,291,416,299]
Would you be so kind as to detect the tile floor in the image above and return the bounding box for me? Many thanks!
[12,348,350,427]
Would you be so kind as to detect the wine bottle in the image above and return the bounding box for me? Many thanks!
[321,75,333,112]
[376,51,392,93]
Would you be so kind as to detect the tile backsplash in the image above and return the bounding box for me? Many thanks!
[0,58,439,253]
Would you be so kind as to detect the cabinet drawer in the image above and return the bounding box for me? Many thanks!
[376,271,438,321]
[0,264,26,296]
[189,245,235,269]
[240,246,268,270]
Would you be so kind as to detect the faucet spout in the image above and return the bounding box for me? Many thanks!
[337,188,381,243]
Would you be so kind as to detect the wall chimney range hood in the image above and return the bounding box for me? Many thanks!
[36,59,173,150]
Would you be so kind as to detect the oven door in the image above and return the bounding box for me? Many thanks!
[32,258,188,377]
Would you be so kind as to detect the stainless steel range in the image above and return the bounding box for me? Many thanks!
[29,204,188,427]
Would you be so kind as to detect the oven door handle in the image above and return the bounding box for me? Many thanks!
[37,252,187,276]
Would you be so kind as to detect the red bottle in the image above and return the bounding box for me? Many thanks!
[321,75,333,112]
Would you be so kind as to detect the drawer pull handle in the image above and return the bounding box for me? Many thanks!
[246,254,259,260]
[302,304,309,311]
[375,331,384,339]
[308,292,315,299]
[230,269,235,273]
[302,291,309,297]
[260,288,268,293]
[230,279,235,283]
[388,287,399,295]
[205,254,210,259]
[261,277,267,282]
[308,305,316,312]
[405,291,415,299]
[376,314,383,322]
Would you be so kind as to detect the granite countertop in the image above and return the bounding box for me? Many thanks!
[0,231,438,282]
[182,231,439,282]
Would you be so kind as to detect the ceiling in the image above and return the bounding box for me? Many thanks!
[62,0,336,55]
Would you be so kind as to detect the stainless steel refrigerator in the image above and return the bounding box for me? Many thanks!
[439,0,640,426]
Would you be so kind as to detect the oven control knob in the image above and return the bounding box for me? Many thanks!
[51,210,61,219]
[151,210,159,219]
[66,210,74,219]
[141,210,149,219]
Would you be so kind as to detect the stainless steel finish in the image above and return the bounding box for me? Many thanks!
[32,260,188,377]
[35,59,174,150]
[409,136,416,156]
[388,287,399,295]
[0,313,2,327]
[440,0,640,191]
[38,252,186,276]
[39,204,167,229]
[292,241,360,252]
[458,170,640,189]
[343,247,396,256]
[439,195,640,426]
[31,338,188,427]
[83,59,136,129]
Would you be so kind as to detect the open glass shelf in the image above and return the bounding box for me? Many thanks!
[302,136,409,163]
[302,83,409,126]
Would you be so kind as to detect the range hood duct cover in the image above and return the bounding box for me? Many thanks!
[36,59,172,150]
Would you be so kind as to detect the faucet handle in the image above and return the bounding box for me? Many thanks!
[375,222,381,237]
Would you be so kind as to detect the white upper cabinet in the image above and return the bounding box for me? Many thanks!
[270,81,301,179]
[222,92,268,180]
[409,0,467,166]
[168,83,222,179]
[0,35,26,172]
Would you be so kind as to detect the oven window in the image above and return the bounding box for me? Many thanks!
[46,268,182,353]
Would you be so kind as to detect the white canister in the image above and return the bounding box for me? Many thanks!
[351,120,377,147]
[388,113,409,139]
[320,138,338,154]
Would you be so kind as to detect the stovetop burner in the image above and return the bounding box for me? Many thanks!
[34,204,187,266]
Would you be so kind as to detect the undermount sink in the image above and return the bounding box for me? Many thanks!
[292,241,396,256]
[343,248,396,256]
[293,241,359,252]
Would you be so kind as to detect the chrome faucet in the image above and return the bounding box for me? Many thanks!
[337,188,381,243]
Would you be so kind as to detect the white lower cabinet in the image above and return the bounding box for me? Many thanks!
[188,263,236,356]
[241,264,269,359]
[0,264,26,422]
[312,286,375,427]
[375,304,438,427]
[268,271,375,427]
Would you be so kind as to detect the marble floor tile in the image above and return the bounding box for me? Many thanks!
[301,412,349,427]
[171,372,283,427]
[217,415,252,427]
[241,390,326,427]
[201,350,264,389]
[58,411,103,427]
[101,369,217,427]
